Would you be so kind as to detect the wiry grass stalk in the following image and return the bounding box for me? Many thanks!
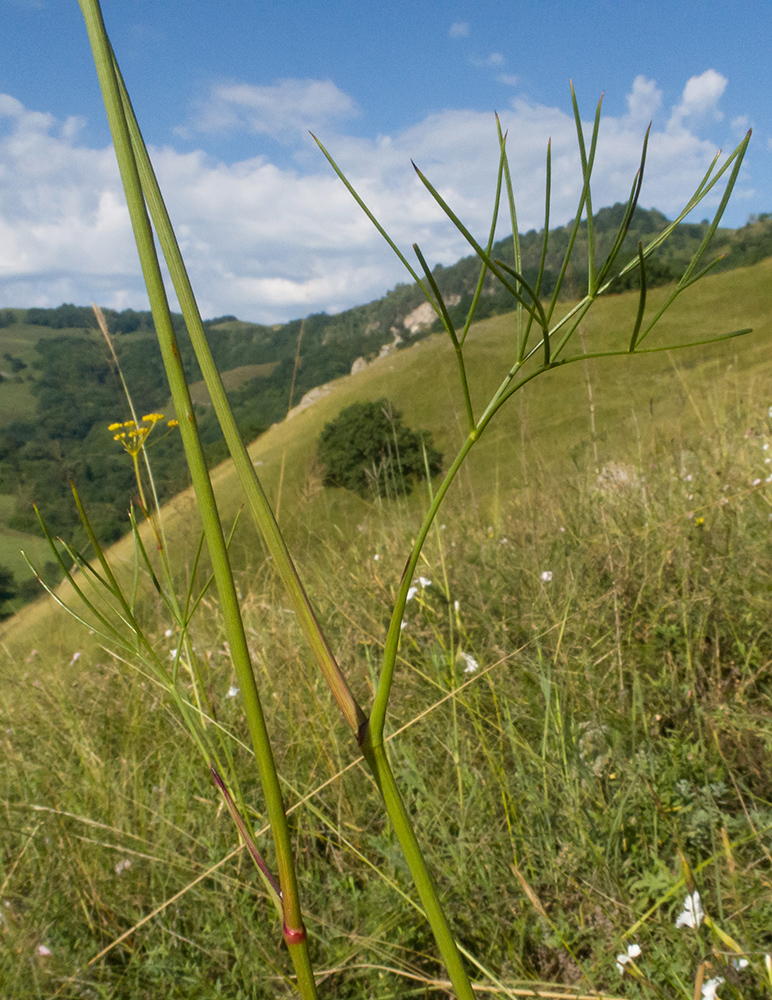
[89,12,475,997]
[77,2,317,994]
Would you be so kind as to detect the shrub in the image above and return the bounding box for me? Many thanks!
[0,565,16,619]
[317,398,442,498]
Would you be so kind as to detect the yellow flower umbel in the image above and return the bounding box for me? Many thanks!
[108,413,178,511]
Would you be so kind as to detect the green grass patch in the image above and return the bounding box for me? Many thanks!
[185,361,280,407]
[2,260,771,997]
[0,525,54,582]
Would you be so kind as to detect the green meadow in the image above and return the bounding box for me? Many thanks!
[2,257,772,997]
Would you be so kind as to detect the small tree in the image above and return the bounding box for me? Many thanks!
[317,399,442,498]
[0,565,17,619]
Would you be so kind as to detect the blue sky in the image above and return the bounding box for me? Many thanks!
[1,0,769,323]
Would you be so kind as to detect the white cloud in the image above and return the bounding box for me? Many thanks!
[471,52,505,68]
[669,69,727,129]
[626,76,662,124]
[181,78,359,142]
[0,76,751,324]
[450,22,470,37]
[731,114,750,133]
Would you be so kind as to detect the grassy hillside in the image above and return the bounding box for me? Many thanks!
[3,255,771,646]
[1,259,772,999]
[2,205,771,608]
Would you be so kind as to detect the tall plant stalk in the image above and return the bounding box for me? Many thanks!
[71,3,753,996]
[77,2,318,994]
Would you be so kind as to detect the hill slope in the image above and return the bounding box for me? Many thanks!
[3,253,771,651]
[0,205,770,609]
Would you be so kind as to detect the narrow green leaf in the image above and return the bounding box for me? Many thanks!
[677,130,751,289]
[413,243,475,430]
[459,142,505,348]
[629,243,647,352]
[413,163,544,326]
[496,116,524,356]
[211,767,284,920]
[567,326,754,363]
[311,134,431,302]
[571,84,603,293]
[596,124,650,289]
[680,253,727,290]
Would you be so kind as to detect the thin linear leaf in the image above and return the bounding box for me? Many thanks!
[596,125,650,290]
[570,84,603,293]
[518,139,553,362]
[459,145,505,348]
[496,116,524,356]
[311,134,432,303]
[413,163,544,326]
[413,242,474,430]
[629,243,647,352]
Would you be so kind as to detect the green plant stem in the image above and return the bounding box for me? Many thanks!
[370,432,477,743]
[109,46,366,740]
[99,24,477,998]
[359,740,475,1000]
[77,4,316,994]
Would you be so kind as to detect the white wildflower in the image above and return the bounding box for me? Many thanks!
[115,858,132,875]
[373,553,380,561]
[69,651,81,665]
[752,478,762,486]
[732,958,749,970]
[226,685,240,698]
[675,890,704,929]
[37,944,52,957]
[417,576,431,588]
[701,976,724,1000]
[541,570,553,583]
[164,628,173,637]
[454,600,460,612]
[459,651,479,673]
[406,586,418,602]
[616,942,641,974]
[763,443,769,451]
[170,648,178,659]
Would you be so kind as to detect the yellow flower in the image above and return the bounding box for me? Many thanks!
[108,413,169,457]
[167,419,179,428]
[108,410,179,463]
